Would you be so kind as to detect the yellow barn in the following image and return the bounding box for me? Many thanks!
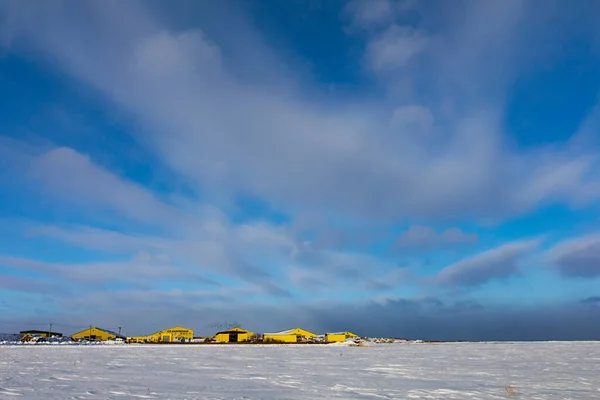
[127,327,194,343]
[325,332,359,343]
[214,327,255,343]
[71,327,125,341]
[287,327,317,338]
[263,328,317,343]
[147,326,194,343]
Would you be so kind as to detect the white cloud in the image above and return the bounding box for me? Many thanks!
[27,221,295,285]
[1,1,600,313]
[1,139,391,294]
[546,235,600,278]
[396,225,478,250]
[0,253,218,289]
[27,218,398,295]
[2,0,600,336]
[366,25,427,72]
[27,147,180,225]
[28,225,153,253]
[434,240,539,287]
[345,0,395,28]
[2,1,600,224]
[391,105,434,132]
[345,0,417,29]
[0,274,61,294]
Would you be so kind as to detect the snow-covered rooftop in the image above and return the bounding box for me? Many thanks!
[263,330,295,335]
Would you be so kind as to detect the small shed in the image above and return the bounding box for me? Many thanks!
[325,332,359,343]
[325,333,346,343]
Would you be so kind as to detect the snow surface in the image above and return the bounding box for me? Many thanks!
[1,342,599,399]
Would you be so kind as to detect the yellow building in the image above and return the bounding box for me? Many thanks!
[148,326,194,343]
[127,326,194,343]
[71,327,125,341]
[263,328,317,343]
[214,327,256,343]
[325,331,359,343]
[263,333,297,343]
[20,330,63,338]
[132,326,194,343]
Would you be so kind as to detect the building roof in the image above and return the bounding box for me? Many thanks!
[73,327,125,339]
[150,326,193,335]
[326,331,358,337]
[263,331,297,336]
[215,327,253,335]
[20,330,63,336]
[264,328,317,337]
[264,330,294,335]
[96,327,125,338]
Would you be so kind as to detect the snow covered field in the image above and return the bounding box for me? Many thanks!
[1,342,599,399]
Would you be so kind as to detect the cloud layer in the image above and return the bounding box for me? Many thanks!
[2,0,600,223]
[396,226,478,251]
[434,240,538,287]
[547,235,600,278]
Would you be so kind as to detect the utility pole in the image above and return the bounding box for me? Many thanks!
[118,327,122,336]
[89,325,92,340]
[49,322,52,338]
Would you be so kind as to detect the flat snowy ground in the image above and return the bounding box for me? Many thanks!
[1,342,599,399]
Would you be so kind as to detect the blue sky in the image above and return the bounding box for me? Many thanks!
[1,0,600,340]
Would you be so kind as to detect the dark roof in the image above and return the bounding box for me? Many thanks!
[20,330,63,336]
[215,328,252,335]
[93,327,126,338]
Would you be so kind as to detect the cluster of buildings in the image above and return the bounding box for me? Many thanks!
[20,327,126,342]
[19,326,360,344]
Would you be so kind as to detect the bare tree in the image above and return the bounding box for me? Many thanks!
[207,321,241,331]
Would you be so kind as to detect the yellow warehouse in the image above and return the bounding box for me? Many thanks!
[145,326,194,343]
[71,327,125,341]
[263,333,297,343]
[325,332,358,343]
[263,328,317,343]
[214,327,256,343]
